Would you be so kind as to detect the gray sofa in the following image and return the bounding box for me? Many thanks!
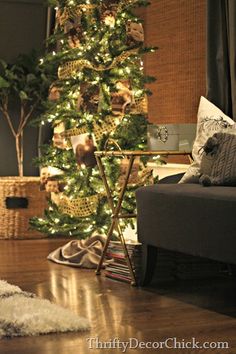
[136,174,236,285]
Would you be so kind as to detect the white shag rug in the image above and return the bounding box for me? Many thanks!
[0,280,90,339]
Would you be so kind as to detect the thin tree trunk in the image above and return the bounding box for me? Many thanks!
[15,134,23,177]
[20,132,23,177]
[1,100,38,177]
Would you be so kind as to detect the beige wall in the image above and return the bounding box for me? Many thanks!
[140,0,206,124]
[0,0,47,62]
[0,0,47,176]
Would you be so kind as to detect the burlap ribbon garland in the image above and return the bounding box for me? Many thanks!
[57,5,97,26]
[58,94,148,144]
[57,0,141,26]
[52,0,146,218]
[61,114,123,141]
[58,193,100,218]
[58,48,138,79]
[60,93,148,141]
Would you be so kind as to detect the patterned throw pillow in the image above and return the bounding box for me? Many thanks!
[179,96,236,183]
[199,132,236,186]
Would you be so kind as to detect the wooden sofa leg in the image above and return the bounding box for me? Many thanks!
[140,244,158,286]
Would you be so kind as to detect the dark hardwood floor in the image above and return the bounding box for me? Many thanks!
[0,238,236,353]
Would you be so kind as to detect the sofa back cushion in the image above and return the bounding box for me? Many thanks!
[200,132,236,186]
[179,96,236,183]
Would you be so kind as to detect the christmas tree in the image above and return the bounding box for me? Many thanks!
[30,0,156,238]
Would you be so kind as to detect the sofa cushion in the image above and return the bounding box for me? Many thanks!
[200,132,236,186]
[136,184,236,264]
[179,96,236,183]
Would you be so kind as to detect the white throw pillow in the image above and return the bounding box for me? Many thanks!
[179,96,236,183]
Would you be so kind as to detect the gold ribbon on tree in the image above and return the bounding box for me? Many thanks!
[61,114,123,141]
[130,95,148,115]
[58,48,138,79]
[58,93,148,147]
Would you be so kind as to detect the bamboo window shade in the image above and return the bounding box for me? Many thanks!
[138,0,206,125]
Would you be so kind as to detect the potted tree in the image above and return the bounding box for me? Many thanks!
[0,52,50,239]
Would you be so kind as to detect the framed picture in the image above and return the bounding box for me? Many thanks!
[71,133,97,168]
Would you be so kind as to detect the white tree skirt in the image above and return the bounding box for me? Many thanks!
[0,280,90,338]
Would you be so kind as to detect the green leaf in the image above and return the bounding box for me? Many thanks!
[0,76,10,88]
[5,69,17,81]
[19,90,28,100]
[40,73,48,83]
[0,59,7,76]
[0,59,7,69]
[26,73,36,82]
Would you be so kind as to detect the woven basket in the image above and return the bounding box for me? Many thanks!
[0,177,47,239]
